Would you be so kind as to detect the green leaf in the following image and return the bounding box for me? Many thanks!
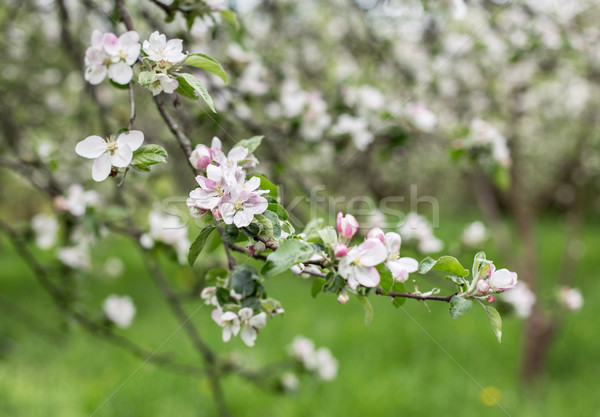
[418,256,469,277]
[472,251,490,279]
[131,144,168,169]
[267,203,289,220]
[377,264,394,294]
[261,210,281,238]
[188,225,216,266]
[236,136,263,153]
[322,272,345,294]
[317,226,338,248]
[176,73,216,112]
[357,296,374,326]
[241,223,260,237]
[449,295,473,319]
[311,278,326,298]
[261,239,316,277]
[445,274,467,287]
[483,304,502,343]
[231,265,259,297]
[252,174,278,199]
[221,224,240,243]
[184,53,228,84]
[219,9,239,29]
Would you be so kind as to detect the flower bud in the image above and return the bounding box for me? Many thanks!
[336,212,359,239]
[337,289,350,304]
[333,243,349,258]
[489,268,518,291]
[487,295,496,303]
[477,279,490,295]
[212,208,222,219]
[189,144,212,170]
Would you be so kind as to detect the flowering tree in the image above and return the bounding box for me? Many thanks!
[0,0,563,415]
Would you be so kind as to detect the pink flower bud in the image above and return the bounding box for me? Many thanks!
[366,227,385,244]
[337,290,350,304]
[334,243,349,258]
[487,295,496,303]
[477,279,490,295]
[212,208,222,219]
[336,212,359,239]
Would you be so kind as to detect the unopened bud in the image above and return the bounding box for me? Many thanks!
[477,279,490,295]
[337,289,350,304]
[487,295,496,303]
[336,212,359,240]
[333,243,349,258]
[212,208,222,219]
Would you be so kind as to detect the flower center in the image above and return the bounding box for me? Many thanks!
[233,201,243,211]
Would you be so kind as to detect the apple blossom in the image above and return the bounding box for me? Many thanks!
[200,286,218,306]
[336,212,359,240]
[367,228,418,282]
[338,238,387,289]
[280,372,299,392]
[212,309,240,343]
[333,243,348,258]
[239,308,267,347]
[103,295,136,328]
[57,184,99,217]
[145,72,179,96]
[143,31,186,66]
[104,257,124,278]
[84,30,140,85]
[219,184,268,228]
[147,210,190,264]
[75,130,144,181]
[314,347,338,380]
[57,245,90,270]
[461,221,488,247]
[500,282,536,318]
[559,287,583,312]
[189,144,212,170]
[477,279,490,295]
[337,289,350,304]
[31,214,58,249]
[489,268,518,291]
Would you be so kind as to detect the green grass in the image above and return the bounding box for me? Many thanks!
[0,217,599,416]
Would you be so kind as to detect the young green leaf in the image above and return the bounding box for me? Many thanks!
[261,239,316,277]
[261,210,282,238]
[184,53,229,84]
[176,73,216,113]
[267,203,289,220]
[483,304,502,343]
[418,256,469,277]
[448,295,473,319]
[188,225,216,266]
[311,278,326,298]
[236,136,263,153]
[377,263,394,294]
[357,295,374,326]
[219,9,239,29]
[317,226,338,248]
[231,265,259,297]
[131,144,168,170]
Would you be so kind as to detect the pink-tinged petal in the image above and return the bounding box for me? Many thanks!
[219,202,236,224]
[117,130,144,151]
[76,136,107,159]
[244,194,268,215]
[196,155,211,170]
[85,65,107,85]
[211,137,222,153]
[119,30,139,46]
[195,176,217,190]
[108,61,133,85]
[103,33,119,55]
[356,238,387,266]
[355,265,380,288]
[228,146,249,162]
[397,257,418,273]
[92,153,112,181]
[367,228,385,243]
[244,176,261,192]
[211,308,223,325]
[111,144,133,168]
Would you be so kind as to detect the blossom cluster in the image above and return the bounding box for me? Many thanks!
[84,30,186,96]
[289,336,338,381]
[186,137,268,228]
[333,212,419,291]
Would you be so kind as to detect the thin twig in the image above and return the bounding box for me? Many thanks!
[128,82,136,129]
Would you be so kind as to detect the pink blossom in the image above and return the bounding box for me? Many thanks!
[333,243,348,258]
[338,238,387,289]
[336,212,359,240]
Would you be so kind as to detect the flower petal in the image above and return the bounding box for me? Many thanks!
[356,238,388,266]
[92,153,112,181]
[355,265,380,288]
[117,130,144,151]
[76,135,107,159]
[108,61,133,85]
[240,326,257,347]
[112,144,133,168]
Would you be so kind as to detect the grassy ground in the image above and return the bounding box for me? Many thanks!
[0,217,598,416]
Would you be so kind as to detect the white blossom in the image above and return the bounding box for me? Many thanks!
[31,214,58,249]
[103,294,136,328]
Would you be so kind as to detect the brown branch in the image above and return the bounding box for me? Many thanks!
[375,288,454,302]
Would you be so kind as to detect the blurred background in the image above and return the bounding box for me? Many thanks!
[1,0,599,415]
